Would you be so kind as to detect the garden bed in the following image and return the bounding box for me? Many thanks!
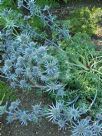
[1,1,102,136]
[1,91,71,136]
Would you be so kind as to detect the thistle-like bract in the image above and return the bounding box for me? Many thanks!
[72,119,93,136]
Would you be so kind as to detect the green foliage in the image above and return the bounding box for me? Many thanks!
[0,81,16,104]
[59,32,102,114]
[48,46,71,84]
[60,32,95,50]
[0,8,22,28]
[0,0,17,9]
[63,7,102,36]
[29,16,44,31]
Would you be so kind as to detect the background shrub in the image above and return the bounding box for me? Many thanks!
[62,7,102,36]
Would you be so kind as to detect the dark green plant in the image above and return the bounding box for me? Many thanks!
[0,81,16,104]
[0,0,17,9]
[28,16,44,31]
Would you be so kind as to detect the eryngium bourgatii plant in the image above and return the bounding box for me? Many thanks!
[0,0,70,98]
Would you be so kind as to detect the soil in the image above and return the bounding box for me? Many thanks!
[1,1,102,136]
[1,120,71,136]
[1,91,71,136]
